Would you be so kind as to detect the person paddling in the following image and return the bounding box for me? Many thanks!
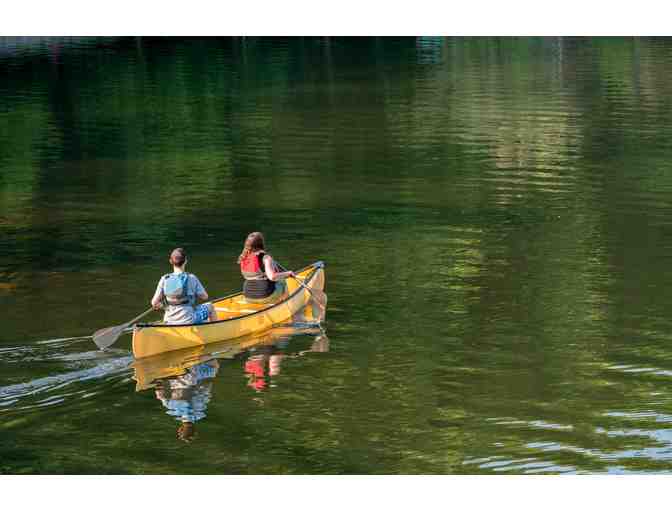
[151,248,215,325]
[238,232,295,303]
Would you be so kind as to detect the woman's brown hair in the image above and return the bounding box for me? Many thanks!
[237,232,266,264]
[170,247,187,267]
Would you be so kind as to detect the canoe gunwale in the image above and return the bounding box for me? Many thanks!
[135,261,324,330]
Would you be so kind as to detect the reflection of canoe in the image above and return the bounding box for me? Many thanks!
[132,322,325,391]
[132,262,325,359]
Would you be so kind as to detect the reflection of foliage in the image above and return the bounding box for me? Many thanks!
[2,37,670,267]
[0,104,61,225]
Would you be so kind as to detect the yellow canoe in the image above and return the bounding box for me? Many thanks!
[132,261,325,359]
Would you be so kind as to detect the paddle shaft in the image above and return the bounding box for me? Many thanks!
[127,307,155,326]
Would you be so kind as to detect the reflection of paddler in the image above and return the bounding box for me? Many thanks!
[243,335,329,393]
[244,352,285,392]
[154,359,219,442]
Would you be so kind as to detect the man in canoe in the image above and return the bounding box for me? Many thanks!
[151,248,215,325]
[238,232,295,303]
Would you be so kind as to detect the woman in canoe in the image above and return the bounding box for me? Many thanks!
[238,232,295,303]
[151,248,215,325]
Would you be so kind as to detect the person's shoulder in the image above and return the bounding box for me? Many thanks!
[188,273,205,285]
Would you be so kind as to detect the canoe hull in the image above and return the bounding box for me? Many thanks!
[132,263,325,359]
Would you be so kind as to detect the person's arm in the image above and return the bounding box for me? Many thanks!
[263,256,295,281]
[151,278,164,310]
[193,276,209,301]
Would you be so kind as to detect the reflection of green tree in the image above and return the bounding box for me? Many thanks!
[5,37,672,219]
[0,103,61,226]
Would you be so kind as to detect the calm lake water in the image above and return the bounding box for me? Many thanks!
[3,36,672,474]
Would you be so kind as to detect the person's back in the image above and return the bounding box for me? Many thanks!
[237,232,295,303]
[157,272,202,324]
[240,250,276,300]
[151,248,215,325]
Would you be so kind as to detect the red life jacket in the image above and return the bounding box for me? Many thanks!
[240,252,267,280]
[241,251,276,299]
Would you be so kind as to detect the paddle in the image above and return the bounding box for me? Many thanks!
[276,262,328,313]
[93,307,154,350]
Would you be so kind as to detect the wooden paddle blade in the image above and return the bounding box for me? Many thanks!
[307,287,326,308]
[314,290,327,308]
[309,290,327,321]
[93,324,127,350]
[92,307,154,350]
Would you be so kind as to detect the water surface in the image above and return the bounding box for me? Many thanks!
[3,36,672,474]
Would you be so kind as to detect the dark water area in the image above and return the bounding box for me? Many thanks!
[3,36,672,474]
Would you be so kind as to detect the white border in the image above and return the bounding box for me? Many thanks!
[2,0,670,36]
[2,475,672,509]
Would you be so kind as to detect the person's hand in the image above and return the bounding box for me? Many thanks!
[288,271,296,278]
[152,302,163,311]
